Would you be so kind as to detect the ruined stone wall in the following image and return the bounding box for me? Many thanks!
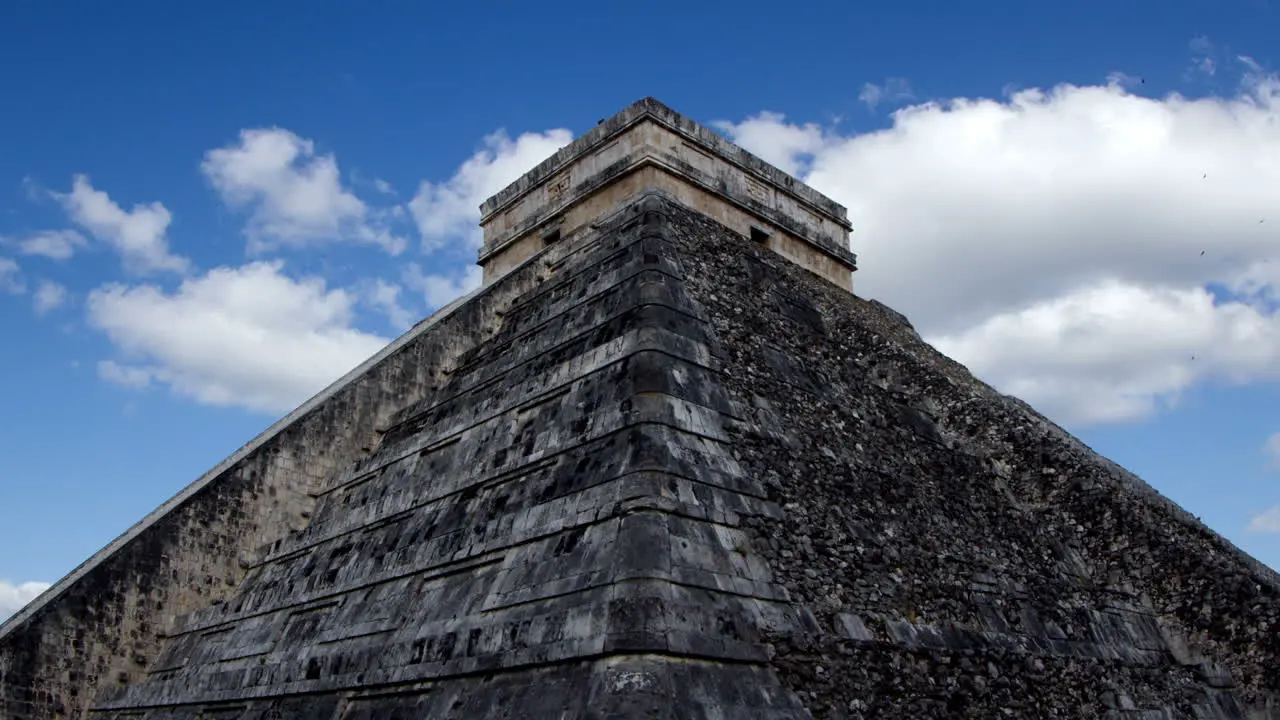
[668,202,1280,719]
[0,266,550,719]
[12,189,1279,720]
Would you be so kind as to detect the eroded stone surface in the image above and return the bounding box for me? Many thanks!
[6,189,1278,720]
[84,195,815,719]
[0,265,531,720]
[666,200,1280,719]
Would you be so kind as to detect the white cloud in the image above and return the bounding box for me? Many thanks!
[931,281,1280,424]
[56,175,188,274]
[409,128,573,252]
[1247,506,1280,534]
[1190,36,1217,78]
[712,112,825,177]
[0,258,24,294]
[98,359,153,389]
[404,263,483,311]
[1239,55,1280,99]
[858,77,914,111]
[13,229,88,260]
[87,261,390,414]
[1189,35,1214,56]
[0,580,50,622]
[364,279,415,331]
[715,61,1280,425]
[202,128,407,255]
[1105,72,1143,90]
[32,280,68,315]
[1265,432,1280,469]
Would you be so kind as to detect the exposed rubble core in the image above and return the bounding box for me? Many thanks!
[666,201,1280,719]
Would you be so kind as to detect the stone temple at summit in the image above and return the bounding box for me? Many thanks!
[2,98,1279,719]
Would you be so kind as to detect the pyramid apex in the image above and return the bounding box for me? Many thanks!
[477,98,857,291]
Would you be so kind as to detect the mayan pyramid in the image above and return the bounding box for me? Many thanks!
[2,98,1278,719]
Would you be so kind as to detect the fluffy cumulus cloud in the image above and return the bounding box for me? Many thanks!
[715,59,1280,426]
[56,175,188,274]
[409,128,574,252]
[79,122,544,413]
[202,128,407,255]
[87,261,390,414]
[0,580,50,622]
[930,282,1280,422]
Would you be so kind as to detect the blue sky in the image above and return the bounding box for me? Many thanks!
[2,0,1279,618]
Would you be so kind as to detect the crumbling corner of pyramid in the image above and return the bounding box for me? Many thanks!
[0,210,575,718]
[79,190,829,719]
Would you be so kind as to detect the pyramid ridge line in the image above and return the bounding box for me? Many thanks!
[0,276,492,642]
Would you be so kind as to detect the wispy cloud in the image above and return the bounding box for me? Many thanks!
[98,359,153,389]
[1247,505,1280,534]
[1189,35,1217,77]
[1105,71,1143,90]
[858,77,914,111]
[1265,432,1280,469]
[0,257,24,294]
[403,263,483,310]
[8,229,88,261]
[32,280,67,315]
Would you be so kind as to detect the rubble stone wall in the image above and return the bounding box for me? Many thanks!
[669,201,1280,718]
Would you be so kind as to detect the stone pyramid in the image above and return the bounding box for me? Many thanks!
[2,98,1278,719]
